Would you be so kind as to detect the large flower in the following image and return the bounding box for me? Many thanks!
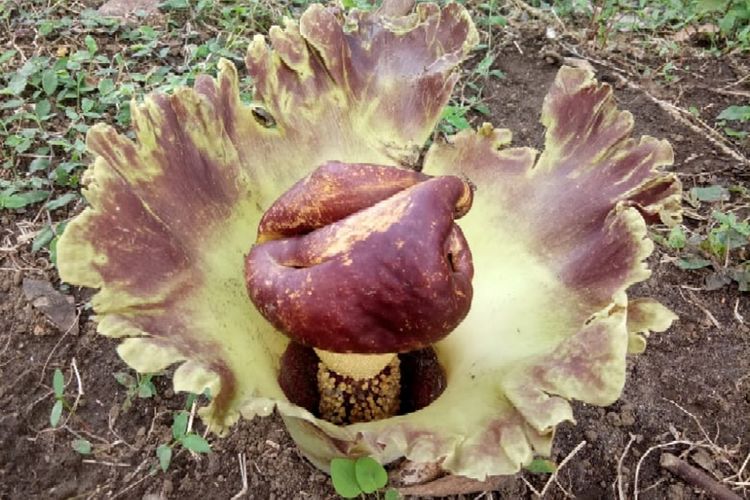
[57,0,681,480]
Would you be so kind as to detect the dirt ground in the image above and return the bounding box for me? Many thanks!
[1,19,749,500]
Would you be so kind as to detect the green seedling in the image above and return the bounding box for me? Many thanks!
[71,438,92,455]
[156,410,212,472]
[184,387,212,411]
[330,457,399,499]
[114,371,157,410]
[717,105,750,139]
[525,457,557,474]
[670,210,749,291]
[50,368,70,427]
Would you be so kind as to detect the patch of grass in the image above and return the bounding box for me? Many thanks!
[529,0,750,51]
[437,0,506,135]
[0,0,297,260]
[656,184,749,291]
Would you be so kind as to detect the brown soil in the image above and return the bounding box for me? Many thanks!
[1,25,749,500]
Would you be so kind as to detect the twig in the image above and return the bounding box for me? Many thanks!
[521,475,542,496]
[701,87,750,99]
[231,453,249,500]
[187,398,197,434]
[665,398,716,446]
[539,441,587,497]
[37,309,82,386]
[679,289,722,329]
[660,453,742,500]
[733,298,744,324]
[721,72,750,90]
[71,357,83,396]
[736,450,750,481]
[634,440,726,499]
[111,459,155,499]
[82,459,131,468]
[617,434,638,500]
[635,440,694,499]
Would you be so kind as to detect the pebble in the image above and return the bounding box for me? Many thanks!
[13,270,23,286]
[620,405,636,426]
[607,411,622,426]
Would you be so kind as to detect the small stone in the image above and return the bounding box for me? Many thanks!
[667,483,686,500]
[620,407,636,426]
[99,0,159,17]
[22,278,79,335]
[607,411,622,426]
[584,429,598,442]
[13,270,23,286]
[136,426,146,437]
[162,480,173,495]
[691,449,715,474]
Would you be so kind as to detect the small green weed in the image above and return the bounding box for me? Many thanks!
[50,368,70,427]
[658,184,749,291]
[697,0,750,48]
[1,0,278,262]
[114,371,158,410]
[330,457,399,499]
[525,457,557,474]
[530,0,750,50]
[156,410,212,472]
[717,105,750,139]
[71,438,93,455]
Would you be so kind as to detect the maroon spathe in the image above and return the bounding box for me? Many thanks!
[245,161,474,354]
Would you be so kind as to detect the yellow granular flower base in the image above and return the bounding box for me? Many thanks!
[317,356,401,424]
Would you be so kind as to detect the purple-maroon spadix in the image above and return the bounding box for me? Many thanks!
[56,0,681,480]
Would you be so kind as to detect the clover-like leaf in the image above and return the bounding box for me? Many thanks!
[57,0,679,481]
[354,457,388,494]
[330,458,362,498]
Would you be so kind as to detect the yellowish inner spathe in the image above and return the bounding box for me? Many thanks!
[314,349,397,380]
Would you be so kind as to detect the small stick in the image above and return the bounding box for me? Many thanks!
[187,398,198,434]
[82,459,131,468]
[660,453,742,500]
[617,434,638,499]
[231,453,249,499]
[733,298,744,324]
[539,441,586,497]
[520,475,542,496]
